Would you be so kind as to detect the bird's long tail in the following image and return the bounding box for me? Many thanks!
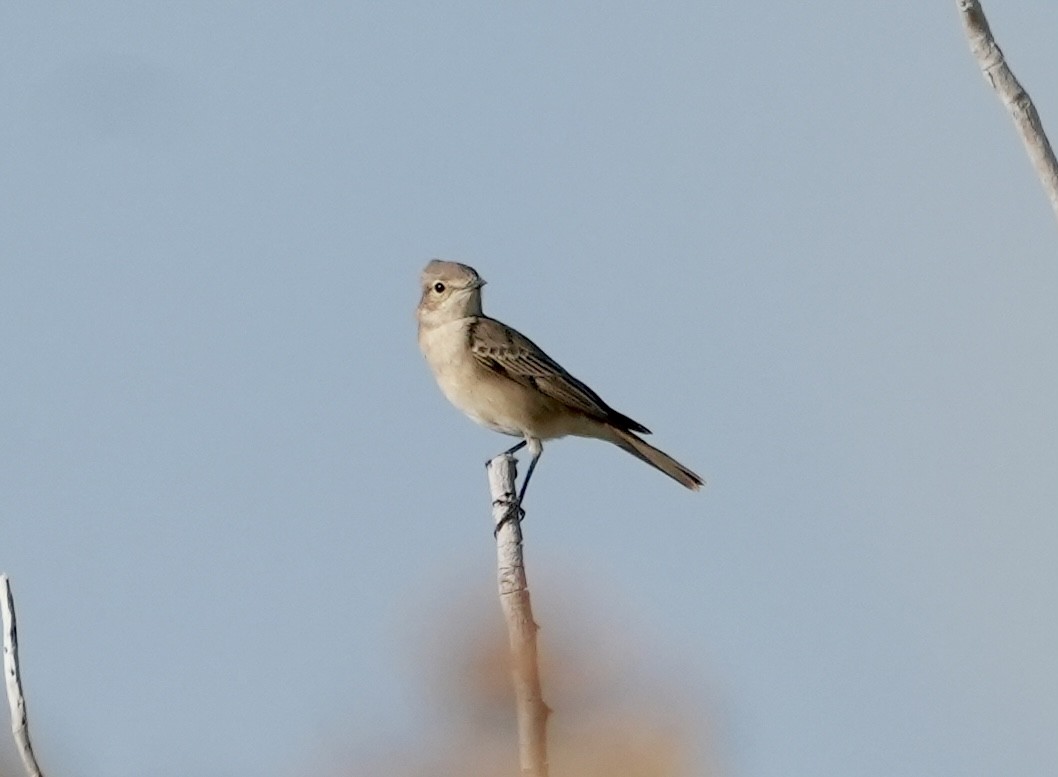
[608,427,704,491]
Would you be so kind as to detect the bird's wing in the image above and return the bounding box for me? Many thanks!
[467,317,650,434]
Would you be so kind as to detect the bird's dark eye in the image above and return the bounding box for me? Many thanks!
[433,282,445,293]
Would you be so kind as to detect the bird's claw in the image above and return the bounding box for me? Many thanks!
[492,497,525,537]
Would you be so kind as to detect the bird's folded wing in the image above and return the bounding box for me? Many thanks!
[468,317,650,434]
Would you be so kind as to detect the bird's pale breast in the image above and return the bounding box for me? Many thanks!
[419,318,578,440]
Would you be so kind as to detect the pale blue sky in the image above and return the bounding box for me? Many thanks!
[3,3,1057,776]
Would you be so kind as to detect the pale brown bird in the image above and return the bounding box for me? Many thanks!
[417,259,703,505]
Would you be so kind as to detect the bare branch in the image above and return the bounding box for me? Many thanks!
[958,0,1058,224]
[2,576,46,777]
[487,455,550,777]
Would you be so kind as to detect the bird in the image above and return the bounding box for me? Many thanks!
[416,259,703,507]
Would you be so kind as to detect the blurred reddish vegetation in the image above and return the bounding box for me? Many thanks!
[330,595,721,777]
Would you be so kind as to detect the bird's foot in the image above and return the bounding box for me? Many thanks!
[492,496,525,537]
[485,444,526,469]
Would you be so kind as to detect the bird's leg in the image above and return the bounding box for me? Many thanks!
[486,439,527,469]
[493,440,535,536]
[503,440,528,457]
[493,438,533,535]
[516,448,541,507]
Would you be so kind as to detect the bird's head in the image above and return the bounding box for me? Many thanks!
[417,259,486,325]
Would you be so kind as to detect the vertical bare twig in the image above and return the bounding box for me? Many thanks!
[2,576,46,777]
[486,455,550,777]
[957,0,1058,224]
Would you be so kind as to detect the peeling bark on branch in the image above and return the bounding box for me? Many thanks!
[487,455,550,777]
[958,0,1058,224]
[2,576,46,777]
